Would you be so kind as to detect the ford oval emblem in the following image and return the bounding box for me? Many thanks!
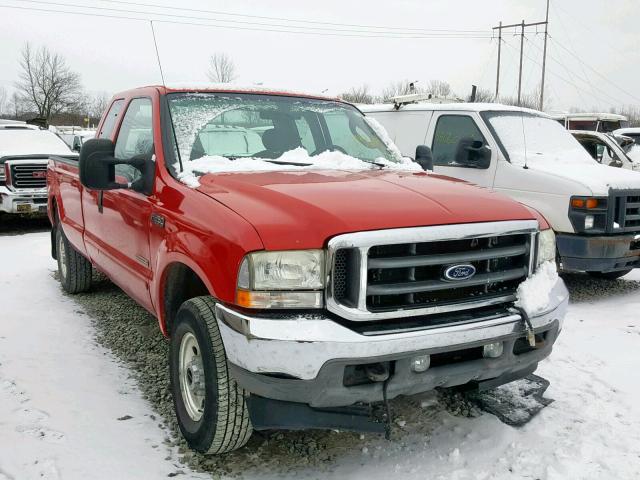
[443,264,476,281]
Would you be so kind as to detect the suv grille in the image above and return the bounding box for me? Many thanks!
[327,221,537,322]
[611,190,640,232]
[10,163,47,189]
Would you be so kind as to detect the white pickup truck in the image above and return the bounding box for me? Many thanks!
[0,123,75,214]
[362,103,640,279]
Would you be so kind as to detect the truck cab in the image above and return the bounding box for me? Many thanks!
[363,103,640,278]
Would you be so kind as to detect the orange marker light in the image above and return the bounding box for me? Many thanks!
[585,198,599,209]
[236,289,253,308]
[571,198,585,208]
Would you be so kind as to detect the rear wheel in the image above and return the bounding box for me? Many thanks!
[56,225,92,293]
[169,296,252,454]
[587,269,632,280]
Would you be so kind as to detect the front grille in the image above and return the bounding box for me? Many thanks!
[611,190,640,232]
[9,163,47,189]
[327,221,537,322]
[365,234,530,312]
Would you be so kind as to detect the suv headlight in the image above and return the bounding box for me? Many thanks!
[236,250,325,308]
[536,229,556,267]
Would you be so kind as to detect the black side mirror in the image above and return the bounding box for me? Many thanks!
[79,138,153,195]
[415,145,434,171]
[454,137,491,169]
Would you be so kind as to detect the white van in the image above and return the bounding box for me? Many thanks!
[362,103,640,279]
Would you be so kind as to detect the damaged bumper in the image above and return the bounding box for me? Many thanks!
[216,277,568,408]
[557,233,640,272]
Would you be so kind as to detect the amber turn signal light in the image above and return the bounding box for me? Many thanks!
[571,198,599,209]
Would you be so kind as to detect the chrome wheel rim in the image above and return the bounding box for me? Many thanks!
[179,332,205,422]
[58,234,67,280]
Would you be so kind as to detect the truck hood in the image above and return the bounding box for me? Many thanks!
[195,170,536,250]
[513,155,640,195]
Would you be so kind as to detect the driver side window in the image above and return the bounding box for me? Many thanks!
[114,98,153,183]
[432,115,487,168]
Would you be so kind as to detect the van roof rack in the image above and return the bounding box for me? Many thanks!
[391,93,463,110]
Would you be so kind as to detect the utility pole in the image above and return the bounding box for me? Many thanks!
[518,20,525,105]
[540,0,550,110]
[495,21,502,100]
[492,15,548,107]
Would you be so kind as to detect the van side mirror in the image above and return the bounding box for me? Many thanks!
[79,138,153,195]
[415,145,434,171]
[455,137,491,169]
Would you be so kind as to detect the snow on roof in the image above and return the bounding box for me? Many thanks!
[614,127,640,135]
[0,129,74,157]
[146,83,340,101]
[359,102,549,117]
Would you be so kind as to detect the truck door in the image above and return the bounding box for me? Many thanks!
[82,97,155,312]
[426,112,498,188]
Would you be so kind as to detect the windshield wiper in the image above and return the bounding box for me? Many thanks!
[262,159,313,166]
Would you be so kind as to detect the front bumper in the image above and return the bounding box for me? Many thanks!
[0,186,48,214]
[216,277,568,408]
[557,233,640,272]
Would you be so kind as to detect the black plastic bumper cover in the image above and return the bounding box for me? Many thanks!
[557,233,640,272]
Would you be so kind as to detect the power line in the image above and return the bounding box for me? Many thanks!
[96,0,489,34]
[4,0,493,39]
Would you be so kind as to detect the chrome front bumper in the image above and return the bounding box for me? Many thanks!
[216,276,569,382]
[0,186,48,214]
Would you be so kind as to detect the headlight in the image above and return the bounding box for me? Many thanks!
[236,250,325,308]
[568,196,608,232]
[536,229,556,267]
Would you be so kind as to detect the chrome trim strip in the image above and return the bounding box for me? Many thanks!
[326,220,539,322]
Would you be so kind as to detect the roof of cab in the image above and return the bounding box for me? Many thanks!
[115,83,341,102]
[358,102,549,117]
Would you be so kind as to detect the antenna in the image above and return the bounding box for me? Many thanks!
[150,20,166,86]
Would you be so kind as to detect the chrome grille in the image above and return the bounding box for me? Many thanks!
[9,163,47,189]
[326,221,538,322]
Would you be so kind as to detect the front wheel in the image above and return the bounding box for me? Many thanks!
[587,269,632,280]
[169,296,252,454]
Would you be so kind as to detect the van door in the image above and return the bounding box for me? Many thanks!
[426,112,498,187]
[82,97,155,312]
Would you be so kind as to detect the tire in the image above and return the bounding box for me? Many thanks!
[56,225,92,294]
[169,296,252,454]
[587,269,632,280]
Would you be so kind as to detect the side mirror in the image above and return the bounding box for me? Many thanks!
[455,137,491,169]
[79,138,153,195]
[415,145,434,171]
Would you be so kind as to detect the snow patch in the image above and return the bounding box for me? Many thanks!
[515,261,559,316]
[176,147,421,187]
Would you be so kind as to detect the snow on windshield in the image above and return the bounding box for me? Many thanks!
[176,147,421,188]
[0,129,73,156]
[487,113,594,166]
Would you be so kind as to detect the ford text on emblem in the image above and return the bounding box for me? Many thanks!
[443,264,476,281]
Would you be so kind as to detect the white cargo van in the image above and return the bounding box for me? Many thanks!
[362,103,640,279]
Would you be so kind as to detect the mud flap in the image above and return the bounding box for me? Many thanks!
[466,374,554,427]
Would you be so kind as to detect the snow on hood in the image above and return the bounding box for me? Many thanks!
[0,129,74,157]
[176,147,421,188]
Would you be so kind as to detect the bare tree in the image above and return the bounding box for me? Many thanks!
[15,43,83,120]
[206,53,236,83]
[427,80,452,98]
[340,85,376,104]
[88,92,111,119]
[381,80,424,102]
[0,87,6,116]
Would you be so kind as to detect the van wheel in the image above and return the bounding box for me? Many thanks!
[56,225,92,293]
[169,296,252,454]
[587,269,632,280]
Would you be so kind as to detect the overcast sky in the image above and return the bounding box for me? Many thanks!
[0,0,638,112]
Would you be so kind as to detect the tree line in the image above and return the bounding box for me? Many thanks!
[1,45,638,127]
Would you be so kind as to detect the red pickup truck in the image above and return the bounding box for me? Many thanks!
[47,85,568,454]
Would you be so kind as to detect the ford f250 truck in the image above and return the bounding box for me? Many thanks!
[47,85,568,454]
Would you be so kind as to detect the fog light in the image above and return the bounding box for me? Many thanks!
[483,342,503,359]
[411,355,430,372]
[584,215,595,230]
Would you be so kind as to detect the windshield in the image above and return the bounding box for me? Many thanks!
[167,93,402,171]
[483,112,595,166]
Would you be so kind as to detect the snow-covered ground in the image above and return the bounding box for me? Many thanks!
[1,228,639,480]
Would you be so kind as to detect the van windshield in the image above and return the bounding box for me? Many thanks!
[167,93,406,174]
[483,112,595,167]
